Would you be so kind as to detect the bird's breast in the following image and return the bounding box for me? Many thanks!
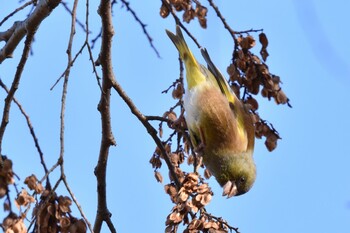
[184,84,248,154]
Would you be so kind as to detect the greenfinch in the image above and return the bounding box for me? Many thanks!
[166,26,256,197]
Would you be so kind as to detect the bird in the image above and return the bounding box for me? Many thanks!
[166,25,256,197]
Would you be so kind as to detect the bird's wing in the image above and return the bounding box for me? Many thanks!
[200,48,237,106]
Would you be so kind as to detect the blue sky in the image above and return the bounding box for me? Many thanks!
[1,0,350,232]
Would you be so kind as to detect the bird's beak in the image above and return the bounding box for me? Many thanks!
[222,180,238,198]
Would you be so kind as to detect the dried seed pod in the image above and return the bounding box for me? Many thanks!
[160,3,170,18]
[155,171,163,183]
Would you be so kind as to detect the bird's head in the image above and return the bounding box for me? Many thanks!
[213,151,256,197]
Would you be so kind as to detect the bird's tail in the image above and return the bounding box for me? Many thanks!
[166,25,197,68]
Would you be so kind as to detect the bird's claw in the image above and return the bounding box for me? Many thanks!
[194,142,205,156]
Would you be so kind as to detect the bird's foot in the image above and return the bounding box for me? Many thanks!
[170,113,186,130]
[194,142,205,156]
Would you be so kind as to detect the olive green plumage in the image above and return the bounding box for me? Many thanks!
[166,26,256,197]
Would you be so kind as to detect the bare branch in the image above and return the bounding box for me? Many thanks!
[110,79,181,188]
[93,0,117,232]
[0,79,50,187]
[0,0,61,64]
[162,0,201,48]
[51,0,103,91]
[120,0,161,57]
[0,0,36,27]
[0,28,37,164]
[85,0,103,91]
[61,1,89,33]
[62,176,94,232]
[53,0,95,232]
[39,160,60,184]
[50,42,87,90]
[91,28,102,49]
[207,0,235,38]
[235,28,264,34]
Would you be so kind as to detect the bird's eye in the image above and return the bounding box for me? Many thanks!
[240,177,246,183]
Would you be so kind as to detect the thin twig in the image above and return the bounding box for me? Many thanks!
[0,0,62,64]
[146,115,172,123]
[110,79,181,188]
[235,28,264,34]
[85,0,103,92]
[203,211,240,233]
[61,1,89,33]
[39,161,60,184]
[0,79,50,187]
[51,0,103,91]
[120,0,161,57]
[0,0,36,27]
[62,176,94,232]
[50,42,87,90]
[58,0,77,162]
[162,0,201,49]
[206,0,241,57]
[91,29,102,49]
[207,0,235,38]
[55,1,95,232]
[0,26,37,164]
[86,42,103,91]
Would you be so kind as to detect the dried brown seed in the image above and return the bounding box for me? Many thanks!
[165,184,177,202]
[15,189,35,208]
[24,174,44,194]
[251,112,260,124]
[259,32,268,48]
[240,35,256,50]
[169,211,183,223]
[199,17,207,28]
[261,87,269,98]
[276,90,288,104]
[160,3,170,18]
[204,169,212,179]
[265,133,278,151]
[245,97,259,111]
[187,154,194,165]
[188,218,203,230]
[0,181,7,198]
[60,216,71,229]
[183,8,195,23]
[230,83,240,97]
[58,196,72,213]
[69,219,87,233]
[149,155,162,169]
[260,48,269,62]
[227,63,235,77]
[172,84,184,99]
[178,189,189,202]
[195,5,207,18]
[167,111,177,121]
[159,125,163,138]
[155,171,163,183]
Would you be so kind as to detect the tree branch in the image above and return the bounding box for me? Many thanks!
[0,0,36,27]
[57,0,95,232]
[0,0,62,64]
[0,27,37,163]
[0,78,50,187]
[120,0,161,57]
[110,79,181,188]
[94,0,117,232]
